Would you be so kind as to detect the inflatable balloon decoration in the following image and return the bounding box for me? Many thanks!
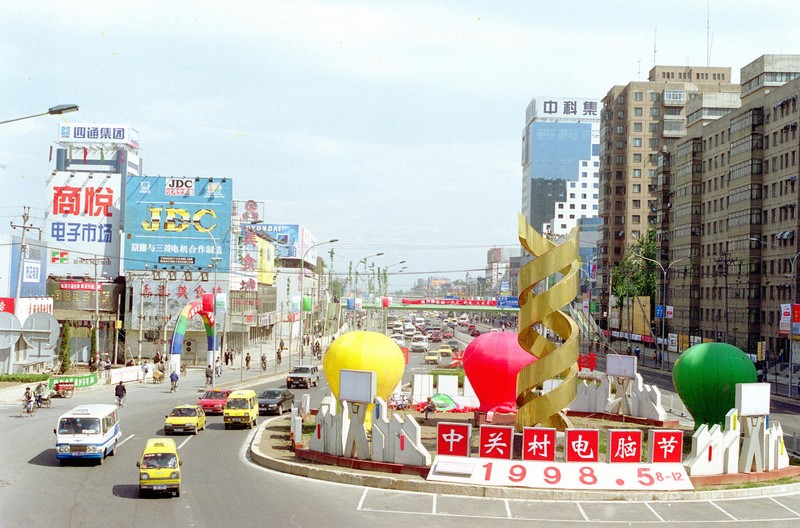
[516,214,580,431]
[672,342,757,428]
[323,331,405,429]
[462,332,537,413]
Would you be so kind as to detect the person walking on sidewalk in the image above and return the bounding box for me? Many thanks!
[245,352,251,370]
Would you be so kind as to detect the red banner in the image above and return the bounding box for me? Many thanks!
[0,297,14,313]
[401,298,497,306]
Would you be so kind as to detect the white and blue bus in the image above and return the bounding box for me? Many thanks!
[54,404,121,465]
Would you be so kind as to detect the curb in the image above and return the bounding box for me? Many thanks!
[248,417,800,502]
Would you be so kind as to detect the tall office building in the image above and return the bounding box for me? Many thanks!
[660,55,800,360]
[521,97,601,236]
[597,65,738,327]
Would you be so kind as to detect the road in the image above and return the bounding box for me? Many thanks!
[2,317,800,527]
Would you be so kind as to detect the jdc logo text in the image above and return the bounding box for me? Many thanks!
[165,178,195,196]
[141,207,217,233]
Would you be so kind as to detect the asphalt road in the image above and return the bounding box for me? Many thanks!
[3,318,800,527]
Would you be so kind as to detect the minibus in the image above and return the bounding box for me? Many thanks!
[54,404,121,465]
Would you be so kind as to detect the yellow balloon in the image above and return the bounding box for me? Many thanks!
[323,331,405,406]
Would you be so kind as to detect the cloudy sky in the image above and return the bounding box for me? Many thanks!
[1,0,799,290]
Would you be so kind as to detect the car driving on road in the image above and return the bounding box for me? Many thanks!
[257,388,294,415]
[286,365,320,388]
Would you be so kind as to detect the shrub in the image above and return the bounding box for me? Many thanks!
[0,374,51,383]
[58,322,72,374]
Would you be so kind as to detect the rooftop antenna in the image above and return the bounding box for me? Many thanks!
[637,58,642,80]
[706,0,711,66]
[653,26,657,68]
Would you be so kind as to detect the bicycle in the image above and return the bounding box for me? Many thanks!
[20,399,35,417]
[170,380,178,393]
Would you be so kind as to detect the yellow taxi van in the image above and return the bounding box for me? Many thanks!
[223,389,258,429]
[137,437,182,497]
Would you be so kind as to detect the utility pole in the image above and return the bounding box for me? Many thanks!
[11,206,42,299]
[78,256,110,360]
[715,253,736,344]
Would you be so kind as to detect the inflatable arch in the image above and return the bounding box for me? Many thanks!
[168,300,217,373]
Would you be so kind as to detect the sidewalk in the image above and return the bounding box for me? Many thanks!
[0,337,324,405]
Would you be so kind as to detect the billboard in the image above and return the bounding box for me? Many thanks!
[527,97,600,122]
[124,176,232,272]
[10,238,48,298]
[256,236,275,286]
[58,123,140,149]
[46,281,123,313]
[127,272,229,331]
[46,171,122,277]
[232,199,265,224]
[244,224,317,265]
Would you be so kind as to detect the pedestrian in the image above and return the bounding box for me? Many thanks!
[215,357,222,377]
[205,364,213,386]
[169,370,179,392]
[245,352,251,370]
[280,339,285,351]
[635,346,640,361]
[424,397,436,421]
[114,381,126,406]
[657,351,663,367]
[652,350,657,366]
[626,345,632,356]
[276,348,282,365]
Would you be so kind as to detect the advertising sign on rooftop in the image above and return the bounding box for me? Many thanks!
[124,176,232,272]
[244,223,317,265]
[45,171,122,278]
[58,123,140,149]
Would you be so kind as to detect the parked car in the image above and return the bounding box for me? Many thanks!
[257,388,294,415]
[286,365,320,388]
[164,404,206,435]
[197,388,232,415]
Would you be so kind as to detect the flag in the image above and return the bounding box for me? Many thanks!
[83,147,87,163]
[50,250,68,264]
[302,296,312,312]
[49,145,53,162]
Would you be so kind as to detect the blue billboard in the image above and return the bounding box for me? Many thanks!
[124,176,232,272]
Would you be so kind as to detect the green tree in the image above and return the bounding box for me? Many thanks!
[90,327,97,362]
[58,322,72,374]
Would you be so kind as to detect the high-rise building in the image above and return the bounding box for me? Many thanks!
[521,97,601,236]
[597,65,738,327]
[660,55,800,360]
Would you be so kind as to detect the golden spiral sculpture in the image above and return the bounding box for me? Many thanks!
[516,214,580,431]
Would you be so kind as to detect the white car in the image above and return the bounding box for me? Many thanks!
[391,335,406,347]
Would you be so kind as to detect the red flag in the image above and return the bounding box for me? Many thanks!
[83,147,87,163]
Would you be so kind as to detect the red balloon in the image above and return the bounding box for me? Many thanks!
[462,332,537,413]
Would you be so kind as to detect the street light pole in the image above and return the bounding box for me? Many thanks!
[210,256,221,388]
[751,237,800,395]
[299,239,338,362]
[0,104,79,125]
[633,253,687,370]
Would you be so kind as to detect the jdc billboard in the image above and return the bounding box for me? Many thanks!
[124,176,232,272]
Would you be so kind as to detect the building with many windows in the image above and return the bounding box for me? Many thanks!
[521,97,600,237]
[597,65,739,329]
[659,55,800,362]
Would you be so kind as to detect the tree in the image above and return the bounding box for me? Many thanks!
[58,322,72,374]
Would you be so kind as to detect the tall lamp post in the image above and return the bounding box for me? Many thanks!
[0,104,79,125]
[210,257,221,388]
[299,239,338,361]
[750,237,800,395]
[633,253,688,370]
[353,252,384,298]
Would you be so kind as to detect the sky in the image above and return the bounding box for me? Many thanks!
[2,0,800,291]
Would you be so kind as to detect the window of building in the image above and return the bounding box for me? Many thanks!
[617,95,625,104]
[633,169,642,178]
[633,153,642,162]
[634,123,643,132]
[632,200,641,208]
[648,169,657,177]
[632,215,641,223]
[615,156,623,164]
[634,91,643,101]
[649,123,660,133]
[617,110,625,119]
[634,107,643,116]
[649,91,660,102]
[649,138,660,148]
[650,108,661,118]
[616,125,625,134]
[557,203,564,209]
[632,184,641,193]
[615,216,624,224]
[616,140,625,149]
[633,138,642,147]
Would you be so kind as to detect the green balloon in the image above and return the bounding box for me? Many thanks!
[672,342,757,428]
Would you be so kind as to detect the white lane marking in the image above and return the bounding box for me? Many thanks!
[117,434,135,448]
[771,496,800,517]
[504,498,512,519]
[178,436,193,449]
[576,502,590,521]
[708,500,738,520]
[432,493,437,514]
[644,502,665,522]
[356,489,368,511]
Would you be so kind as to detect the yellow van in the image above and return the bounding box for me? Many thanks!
[223,389,258,429]
[137,438,182,497]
